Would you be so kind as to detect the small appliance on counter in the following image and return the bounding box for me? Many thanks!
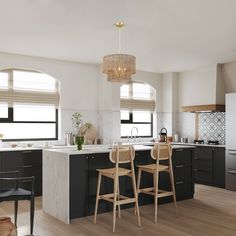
[65,132,74,146]
[159,127,167,143]
[207,140,219,145]
[194,140,204,144]
[180,137,188,143]
[174,133,179,142]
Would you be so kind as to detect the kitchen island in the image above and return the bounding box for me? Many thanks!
[43,145,195,224]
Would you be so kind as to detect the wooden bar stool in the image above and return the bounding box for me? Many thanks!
[137,143,177,222]
[94,145,141,232]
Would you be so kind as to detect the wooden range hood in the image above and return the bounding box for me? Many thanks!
[182,104,225,113]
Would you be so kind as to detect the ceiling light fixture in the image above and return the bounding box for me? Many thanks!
[102,22,136,83]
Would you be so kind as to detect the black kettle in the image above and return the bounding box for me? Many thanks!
[159,127,167,143]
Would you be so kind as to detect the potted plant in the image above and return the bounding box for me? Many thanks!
[72,112,85,150]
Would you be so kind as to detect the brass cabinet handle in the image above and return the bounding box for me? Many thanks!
[176,181,184,185]
[86,156,89,159]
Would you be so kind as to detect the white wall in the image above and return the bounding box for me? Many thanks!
[97,68,162,142]
[0,52,162,144]
[160,72,179,136]
[2,51,233,144]
[0,52,100,110]
[0,52,100,143]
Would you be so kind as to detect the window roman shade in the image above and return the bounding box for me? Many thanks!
[120,98,155,111]
[120,81,156,112]
[0,69,60,107]
[0,90,60,107]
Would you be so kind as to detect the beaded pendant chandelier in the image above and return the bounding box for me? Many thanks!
[102,22,136,83]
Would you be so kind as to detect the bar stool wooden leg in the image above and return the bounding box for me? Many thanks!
[135,168,142,216]
[137,168,141,195]
[117,178,121,219]
[94,172,102,224]
[113,174,118,233]
[130,168,141,227]
[169,163,178,218]
[153,171,159,223]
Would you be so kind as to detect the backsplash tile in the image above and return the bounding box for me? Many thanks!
[199,112,225,144]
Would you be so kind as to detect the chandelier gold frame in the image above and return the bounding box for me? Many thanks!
[102,22,136,83]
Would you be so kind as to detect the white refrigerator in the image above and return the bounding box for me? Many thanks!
[226,93,236,191]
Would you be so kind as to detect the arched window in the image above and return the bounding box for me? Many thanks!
[120,81,155,137]
[0,69,59,141]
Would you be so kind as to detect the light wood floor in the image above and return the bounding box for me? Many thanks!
[0,184,236,236]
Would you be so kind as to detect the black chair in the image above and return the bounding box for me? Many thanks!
[0,171,35,235]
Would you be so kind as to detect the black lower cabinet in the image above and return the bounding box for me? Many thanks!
[213,148,225,188]
[0,150,42,196]
[172,148,194,200]
[69,148,194,219]
[194,147,213,185]
[193,147,225,188]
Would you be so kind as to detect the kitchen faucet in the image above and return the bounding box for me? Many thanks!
[131,127,139,141]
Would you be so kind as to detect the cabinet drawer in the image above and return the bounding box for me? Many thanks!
[174,165,192,182]
[194,147,212,160]
[21,150,42,166]
[172,149,192,165]
[194,169,212,183]
[20,166,42,182]
[194,159,212,171]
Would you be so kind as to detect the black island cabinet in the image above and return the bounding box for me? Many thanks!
[69,147,194,219]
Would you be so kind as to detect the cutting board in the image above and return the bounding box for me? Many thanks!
[79,124,98,144]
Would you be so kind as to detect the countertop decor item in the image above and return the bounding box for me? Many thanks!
[72,113,98,150]
[72,112,84,150]
[0,217,17,236]
[159,127,167,142]
[102,22,136,83]
[79,123,98,144]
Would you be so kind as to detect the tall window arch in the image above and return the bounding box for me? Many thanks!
[120,81,156,137]
[0,69,59,141]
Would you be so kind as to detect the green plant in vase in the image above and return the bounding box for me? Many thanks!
[72,112,84,150]
[74,135,84,150]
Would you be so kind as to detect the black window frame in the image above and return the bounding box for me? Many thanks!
[121,111,153,138]
[0,107,58,142]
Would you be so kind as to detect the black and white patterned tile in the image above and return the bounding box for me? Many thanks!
[199,112,225,144]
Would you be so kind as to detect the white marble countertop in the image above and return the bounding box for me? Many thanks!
[0,142,205,153]
[43,144,195,155]
[172,142,225,148]
[0,146,42,152]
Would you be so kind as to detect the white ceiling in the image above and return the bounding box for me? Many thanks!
[1,0,236,73]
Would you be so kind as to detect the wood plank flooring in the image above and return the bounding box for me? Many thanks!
[0,184,236,236]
